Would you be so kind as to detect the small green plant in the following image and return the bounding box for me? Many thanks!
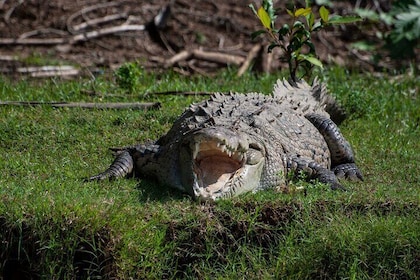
[114,62,144,93]
[250,0,362,82]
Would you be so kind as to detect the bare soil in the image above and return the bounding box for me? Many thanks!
[0,0,413,76]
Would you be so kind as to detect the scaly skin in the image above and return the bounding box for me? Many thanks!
[87,79,363,200]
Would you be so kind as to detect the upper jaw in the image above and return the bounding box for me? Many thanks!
[180,127,265,201]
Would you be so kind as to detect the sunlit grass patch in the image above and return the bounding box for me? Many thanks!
[0,68,418,278]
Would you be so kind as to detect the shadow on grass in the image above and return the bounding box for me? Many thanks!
[135,179,189,203]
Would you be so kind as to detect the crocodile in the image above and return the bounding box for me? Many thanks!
[87,78,363,201]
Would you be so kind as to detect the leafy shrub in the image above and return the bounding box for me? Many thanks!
[114,62,144,93]
[250,0,361,82]
[355,0,420,61]
[387,0,420,59]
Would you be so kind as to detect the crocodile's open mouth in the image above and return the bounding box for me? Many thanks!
[193,140,246,195]
[186,127,265,200]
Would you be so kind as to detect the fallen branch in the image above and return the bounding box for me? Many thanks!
[15,65,80,77]
[0,101,161,110]
[237,44,262,77]
[0,24,146,45]
[19,28,68,39]
[66,1,125,33]
[0,37,66,45]
[29,69,80,78]
[164,50,191,67]
[165,49,245,67]
[69,24,146,43]
[4,0,24,22]
[71,13,128,32]
[0,55,19,61]
[81,90,213,97]
[192,49,244,65]
[0,65,80,77]
[153,90,214,95]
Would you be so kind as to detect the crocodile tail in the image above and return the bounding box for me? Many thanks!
[311,77,346,124]
[272,77,346,124]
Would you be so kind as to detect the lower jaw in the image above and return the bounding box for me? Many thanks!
[193,182,229,201]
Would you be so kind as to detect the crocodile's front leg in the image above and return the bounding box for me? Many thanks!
[86,144,160,181]
[285,155,344,190]
[87,150,134,181]
[333,163,364,181]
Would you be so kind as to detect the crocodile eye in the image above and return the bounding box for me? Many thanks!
[249,142,263,152]
[246,143,264,165]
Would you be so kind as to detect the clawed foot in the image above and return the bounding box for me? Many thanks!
[333,163,364,181]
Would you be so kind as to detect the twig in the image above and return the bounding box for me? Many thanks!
[0,0,7,9]
[192,49,244,65]
[0,65,80,77]
[172,67,191,76]
[72,13,128,32]
[2,65,80,77]
[165,49,245,68]
[19,28,68,39]
[16,65,77,73]
[66,1,125,33]
[188,61,213,76]
[0,101,161,110]
[69,24,146,43]
[153,90,213,95]
[164,50,191,67]
[261,48,274,74]
[237,44,261,77]
[0,37,66,45]
[0,24,146,45]
[29,69,80,78]
[4,0,24,22]
[0,55,19,61]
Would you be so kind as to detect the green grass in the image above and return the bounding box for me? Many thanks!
[0,68,418,279]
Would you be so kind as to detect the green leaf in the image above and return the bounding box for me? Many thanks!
[312,21,323,31]
[328,15,363,24]
[258,6,272,30]
[319,6,330,22]
[293,20,305,29]
[295,7,312,17]
[251,30,267,40]
[303,40,316,53]
[286,9,294,17]
[354,8,379,21]
[299,54,323,68]
[394,1,420,41]
[268,43,280,53]
[279,24,290,36]
[293,27,310,39]
[307,12,315,29]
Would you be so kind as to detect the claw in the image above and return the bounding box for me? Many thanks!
[333,163,363,182]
